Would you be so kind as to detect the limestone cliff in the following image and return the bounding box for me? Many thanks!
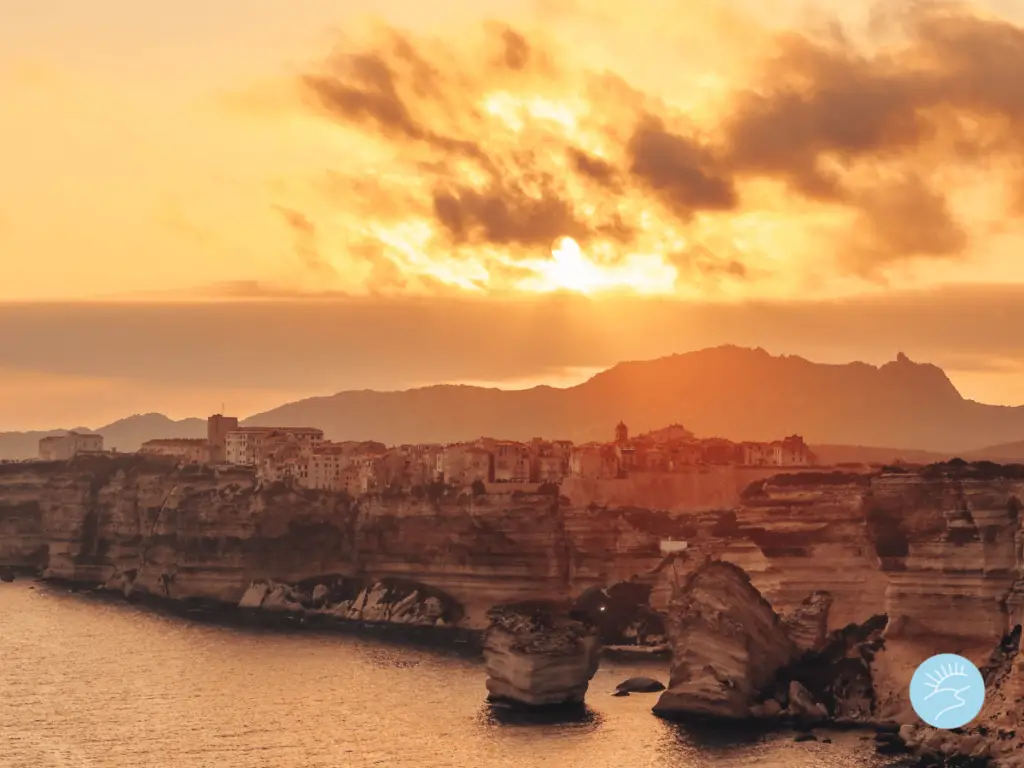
[650,461,1024,765]
[0,457,575,623]
[2,457,1024,655]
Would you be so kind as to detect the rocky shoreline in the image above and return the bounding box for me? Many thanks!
[3,570,1018,766]
[26,574,486,652]
[5,569,675,666]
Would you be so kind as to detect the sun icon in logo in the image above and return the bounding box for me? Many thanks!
[909,653,986,729]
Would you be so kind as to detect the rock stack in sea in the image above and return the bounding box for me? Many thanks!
[652,558,796,719]
[651,555,886,724]
[482,600,600,707]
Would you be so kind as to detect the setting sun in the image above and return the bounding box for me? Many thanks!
[541,237,603,293]
[516,236,678,295]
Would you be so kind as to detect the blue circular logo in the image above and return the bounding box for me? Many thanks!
[909,653,985,729]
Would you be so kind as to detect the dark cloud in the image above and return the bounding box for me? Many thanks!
[432,184,590,246]
[711,4,1024,267]
[301,37,483,160]
[626,116,737,215]
[295,6,1024,277]
[568,148,620,189]
[848,172,967,269]
[498,26,531,70]
[303,53,421,139]
[721,36,934,200]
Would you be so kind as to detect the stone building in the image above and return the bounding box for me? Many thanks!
[225,426,323,466]
[779,435,815,465]
[534,453,567,482]
[569,444,619,479]
[306,442,351,491]
[140,438,211,464]
[739,435,815,466]
[207,414,239,463]
[741,441,778,466]
[668,442,704,467]
[38,431,103,461]
[701,438,741,464]
[373,444,441,489]
[642,424,695,443]
[441,443,493,485]
[493,441,531,482]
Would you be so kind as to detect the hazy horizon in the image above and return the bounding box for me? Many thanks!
[9,0,1024,429]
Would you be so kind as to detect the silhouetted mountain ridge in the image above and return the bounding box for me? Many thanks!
[1,347,1020,459]
[243,346,1008,451]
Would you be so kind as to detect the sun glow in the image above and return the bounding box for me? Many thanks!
[517,236,678,295]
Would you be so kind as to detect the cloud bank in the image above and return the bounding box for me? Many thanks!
[245,1,1024,296]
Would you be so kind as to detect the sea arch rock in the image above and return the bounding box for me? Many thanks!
[570,582,666,648]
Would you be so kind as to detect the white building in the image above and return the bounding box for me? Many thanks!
[660,539,689,555]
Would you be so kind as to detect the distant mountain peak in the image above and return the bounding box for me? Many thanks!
[878,352,961,401]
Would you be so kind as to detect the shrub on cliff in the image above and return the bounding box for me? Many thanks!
[864,507,909,558]
[764,470,875,488]
[711,510,741,537]
[487,599,597,654]
[471,479,486,496]
[380,483,407,499]
[426,480,448,502]
[740,481,769,500]
[921,459,1024,480]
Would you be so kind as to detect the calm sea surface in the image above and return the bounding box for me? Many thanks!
[0,582,895,768]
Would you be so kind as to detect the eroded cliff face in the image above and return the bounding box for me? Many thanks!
[2,458,1024,658]
[0,457,580,626]
[649,462,1024,765]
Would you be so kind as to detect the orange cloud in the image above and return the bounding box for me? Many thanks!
[221,1,1024,299]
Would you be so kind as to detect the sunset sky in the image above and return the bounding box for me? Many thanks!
[6,0,1024,430]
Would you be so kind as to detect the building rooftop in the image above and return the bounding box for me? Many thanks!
[40,431,100,442]
[142,438,208,445]
[227,426,323,435]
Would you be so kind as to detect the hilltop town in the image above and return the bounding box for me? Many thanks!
[34,415,816,496]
